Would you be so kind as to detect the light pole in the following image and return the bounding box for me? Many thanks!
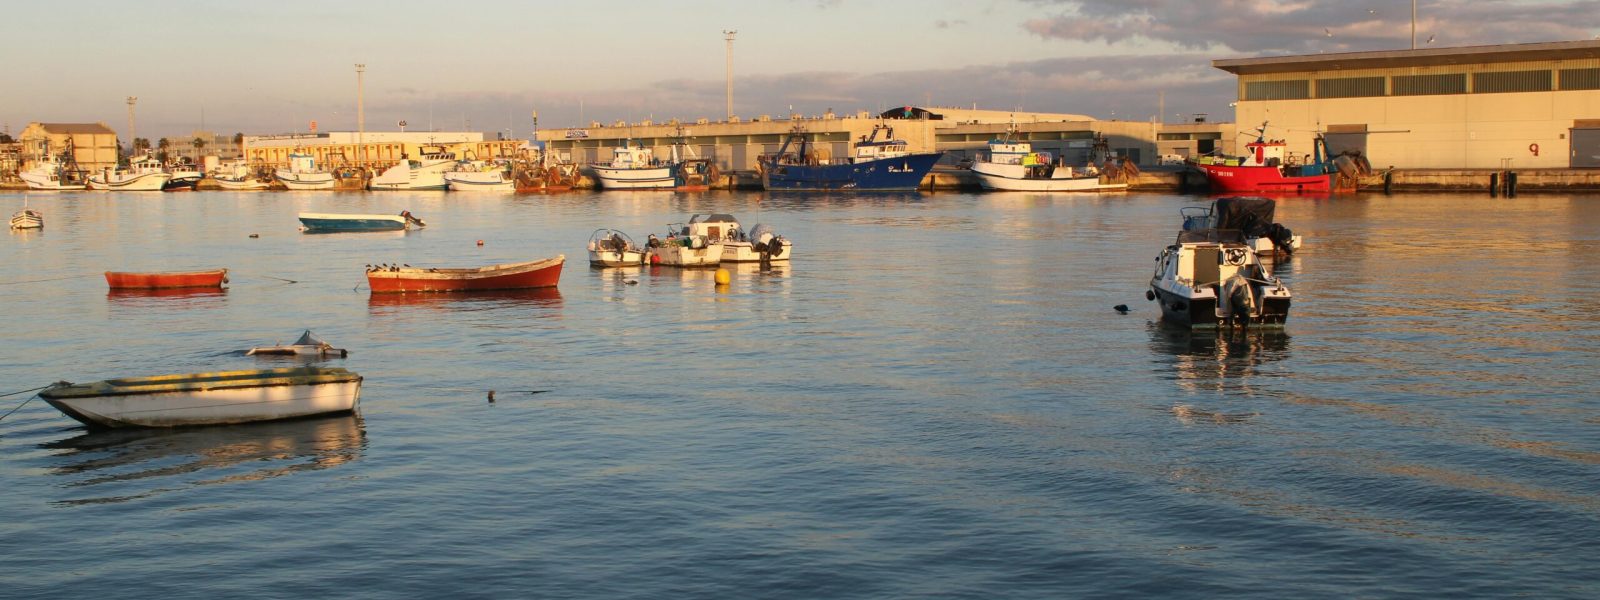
[1412,0,1417,49]
[356,63,366,165]
[126,96,137,154]
[723,30,737,119]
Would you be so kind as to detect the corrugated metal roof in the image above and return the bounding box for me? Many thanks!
[1214,40,1600,76]
[36,123,116,134]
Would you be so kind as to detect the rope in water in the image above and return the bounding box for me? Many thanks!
[0,274,96,286]
[0,385,55,423]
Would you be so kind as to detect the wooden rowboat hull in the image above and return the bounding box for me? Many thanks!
[367,255,564,293]
[105,269,228,289]
[40,367,363,428]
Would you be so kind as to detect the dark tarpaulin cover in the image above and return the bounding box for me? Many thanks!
[1212,197,1277,235]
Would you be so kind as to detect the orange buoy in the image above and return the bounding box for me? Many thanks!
[476,240,485,246]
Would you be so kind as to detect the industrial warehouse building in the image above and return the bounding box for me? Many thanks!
[241,131,523,168]
[18,122,119,173]
[538,107,1234,172]
[1216,39,1600,170]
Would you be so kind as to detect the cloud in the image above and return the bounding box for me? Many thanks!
[1020,0,1600,55]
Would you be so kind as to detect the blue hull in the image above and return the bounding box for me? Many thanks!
[299,218,406,232]
[762,152,943,191]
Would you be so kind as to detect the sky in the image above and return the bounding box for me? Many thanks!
[6,0,1599,141]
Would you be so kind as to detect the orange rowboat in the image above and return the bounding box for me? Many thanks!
[366,255,563,293]
[105,269,228,289]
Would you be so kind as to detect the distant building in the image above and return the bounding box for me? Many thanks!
[166,130,244,163]
[18,122,119,173]
[241,131,522,168]
[1215,39,1600,169]
[538,107,1233,172]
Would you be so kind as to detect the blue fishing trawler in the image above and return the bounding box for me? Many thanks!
[760,124,942,191]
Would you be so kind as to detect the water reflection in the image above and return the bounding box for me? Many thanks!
[1148,324,1292,393]
[105,288,229,310]
[365,287,564,312]
[40,414,366,506]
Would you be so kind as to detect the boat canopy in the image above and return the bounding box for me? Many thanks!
[1212,197,1277,231]
[689,213,738,224]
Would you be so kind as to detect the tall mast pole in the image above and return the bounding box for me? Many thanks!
[126,96,137,153]
[356,64,366,165]
[723,30,737,119]
[1412,0,1417,50]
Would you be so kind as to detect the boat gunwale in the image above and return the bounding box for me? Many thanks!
[366,255,564,280]
[40,367,361,400]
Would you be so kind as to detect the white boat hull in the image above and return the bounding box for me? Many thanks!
[43,380,362,428]
[275,170,337,190]
[972,162,1127,192]
[215,177,271,190]
[588,248,646,267]
[592,165,675,189]
[87,172,171,191]
[444,171,514,192]
[720,241,792,262]
[649,243,723,266]
[19,171,85,191]
[11,210,43,230]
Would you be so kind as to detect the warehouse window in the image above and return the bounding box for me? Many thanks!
[1316,77,1386,98]
[1473,70,1552,93]
[1245,80,1310,100]
[1560,68,1600,90]
[1392,73,1467,96]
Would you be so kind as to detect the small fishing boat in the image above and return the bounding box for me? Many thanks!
[87,153,172,191]
[214,162,273,190]
[299,211,426,232]
[105,269,228,289]
[163,160,203,191]
[274,152,337,190]
[971,128,1133,192]
[19,155,87,191]
[1180,197,1301,257]
[366,255,564,293]
[645,220,723,267]
[1148,226,1292,328]
[39,366,363,428]
[1189,122,1370,194]
[760,124,943,191]
[247,330,349,358]
[672,158,720,191]
[444,161,515,192]
[587,229,647,267]
[721,222,791,263]
[10,200,43,230]
[369,146,455,191]
[592,140,675,189]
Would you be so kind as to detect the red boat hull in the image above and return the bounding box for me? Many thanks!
[105,269,228,289]
[367,255,564,293]
[1195,163,1331,194]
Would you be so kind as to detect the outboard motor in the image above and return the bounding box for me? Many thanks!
[1265,223,1295,255]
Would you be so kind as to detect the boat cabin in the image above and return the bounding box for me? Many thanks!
[606,140,658,168]
[852,125,912,162]
[683,213,739,242]
[287,152,320,174]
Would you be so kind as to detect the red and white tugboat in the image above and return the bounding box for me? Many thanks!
[1189,122,1367,194]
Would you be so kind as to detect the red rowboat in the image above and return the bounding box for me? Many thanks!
[105,269,228,289]
[367,255,564,293]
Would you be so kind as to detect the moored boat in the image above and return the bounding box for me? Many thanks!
[366,255,564,293]
[1188,122,1370,194]
[971,128,1132,192]
[247,330,349,358]
[163,160,203,191]
[274,152,337,190]
[214,162,273,190]
[299,211,425,232]
[1181,197,1301,257]
[10,207,43,230]
[19,154,87,191]
[644,220,723,267]
[721,221,791,263]
[369,146,455,191]
[1148,226,1291,328]
[587,229,647,267]
[444,161,515,192]
[591,140,675,189]
[39,366,363,428]
[760,124,942,191]
[105,269,228,289]
[87,153,172,191]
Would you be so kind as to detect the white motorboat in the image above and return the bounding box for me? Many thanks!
[971,129,1129,192]
[214,162,272,190]
[370,146,454,191]
[587,228,647,267]
[274,152,337,190]
[19,157,87,191]
[163,159,203,191]
[679,213,792,263]
[87,153,172,191]
[444,161,514,192]
[1180,197,1302,257]
[39,366,363,428]
[1148,227,1292,328]
[591,140,676,189]
[247,330,349,358]
[645,219,724,267]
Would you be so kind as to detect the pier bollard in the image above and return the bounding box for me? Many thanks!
[1382,170,1393,195]
[1490,172,1499,197]
[1506,171,1518,198]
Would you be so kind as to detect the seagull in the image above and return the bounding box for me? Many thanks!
[1325,27,1333,37]
[403,264,411,268]
[1114,304,1130,314]
[1427,34,1435,44]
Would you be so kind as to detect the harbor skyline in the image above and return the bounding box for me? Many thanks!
[6,0,1599,140]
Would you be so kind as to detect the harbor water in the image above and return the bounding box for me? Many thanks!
[2,191,1598,598]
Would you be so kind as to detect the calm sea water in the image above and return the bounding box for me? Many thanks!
[2,190,1598,599]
